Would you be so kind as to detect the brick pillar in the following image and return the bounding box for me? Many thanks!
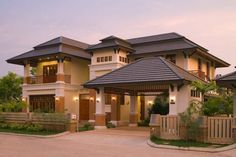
[95,87,106,129]
[89,89,96,123]
[129,95,138,126]
[55,96,65,113]
[111,94,120,126]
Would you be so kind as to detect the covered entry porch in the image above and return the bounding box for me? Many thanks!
[84,57,203,128]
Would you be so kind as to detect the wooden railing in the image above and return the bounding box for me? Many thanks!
[26,75,71,84]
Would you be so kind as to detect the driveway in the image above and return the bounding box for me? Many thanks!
[0,127,235,157]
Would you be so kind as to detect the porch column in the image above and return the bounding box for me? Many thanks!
[111,94,120,126]
[88,89,96,123]
[129,95,138,126]
[23,63,30,84]
[169,84,178,115]
[55,87,65,113]
[95,87,106,129]
[234,90,236,117]
[57,58,65,83]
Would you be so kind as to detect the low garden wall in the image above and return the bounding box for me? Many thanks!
[0,112,77,132]
[150,114,236,144]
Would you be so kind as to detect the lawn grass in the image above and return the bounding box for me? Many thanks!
[0,128,63,135]
[150,135,227,148]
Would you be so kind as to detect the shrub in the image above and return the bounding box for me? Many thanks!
[26,124,44,132]
[106,122,116,128]
[78,123,94,132]
[137,118,150,127]
[148,97,169,115]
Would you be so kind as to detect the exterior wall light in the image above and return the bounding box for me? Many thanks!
[22,97,26,102]
[170,96,176,104]
[73,97,79,102]
[148,101,153,105]
[55,96,60,101]
[112,96,116,101]
[89,97,94,101]
[96,98,100,103]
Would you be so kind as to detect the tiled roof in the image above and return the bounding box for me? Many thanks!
[34,36,89,49]
[216,71,236,81]
[87,36,134,52]
[84,57,202,87]
[7,36,91,64]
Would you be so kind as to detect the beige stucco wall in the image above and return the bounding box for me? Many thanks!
[64,90,79,115]
[120,95,130,121]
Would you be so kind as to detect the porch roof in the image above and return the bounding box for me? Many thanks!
[84,57,204,91]
[216,71,236,88]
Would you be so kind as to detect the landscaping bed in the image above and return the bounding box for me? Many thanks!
[150,135,228,148]
[0,122,63,135]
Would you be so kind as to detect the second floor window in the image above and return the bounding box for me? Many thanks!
[198,58,202,71]
[96,56,112,63]
[206,62,210,78]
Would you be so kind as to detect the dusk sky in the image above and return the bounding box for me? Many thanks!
[0,0,235,76]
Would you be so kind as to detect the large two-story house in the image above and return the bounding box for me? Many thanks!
[7,32,230,128]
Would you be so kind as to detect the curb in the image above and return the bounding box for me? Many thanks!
[147,139,236,153]
[0,131,70,138]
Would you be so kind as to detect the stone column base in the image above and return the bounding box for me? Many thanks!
[129,114,138,126]
[95,114,106,128]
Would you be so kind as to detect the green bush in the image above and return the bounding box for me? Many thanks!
[0,122,44,132]
[137,118,150,127]
[0,100,27,112]
[148,97,169,115]
[203,96,233,116]
[78,123,94,132]
[106,122,116,128]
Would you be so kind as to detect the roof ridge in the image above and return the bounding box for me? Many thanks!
[127,32,182,41]
[159,57,183,80]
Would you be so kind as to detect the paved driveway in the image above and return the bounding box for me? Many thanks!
[0,128,235,157]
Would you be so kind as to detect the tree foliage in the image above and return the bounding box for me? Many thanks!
[0,72,23,102]
[148,96,169,115]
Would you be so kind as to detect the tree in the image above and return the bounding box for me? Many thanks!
[191,80,217,102]
[0,72,23,102]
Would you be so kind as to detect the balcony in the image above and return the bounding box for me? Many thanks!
[25,75,71,84]
[189,70,210,81]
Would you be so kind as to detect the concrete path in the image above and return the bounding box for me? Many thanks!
[0,128,235,157]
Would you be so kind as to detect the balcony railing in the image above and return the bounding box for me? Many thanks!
[189,70,210,81]
[26,75,71,84]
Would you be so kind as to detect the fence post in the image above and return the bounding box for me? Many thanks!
[67,113,78,132]
[232,118,236,142]
[149,114,161,138]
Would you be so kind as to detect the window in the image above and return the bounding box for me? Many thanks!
[97,57,100,63]
[198,58,202,71]
[105,56,108,62]
[119,56,122,62]
[109,56,112,61]
[206,62,210,78]
[191,90,200,98]
[101,57,104,62]
[166,54,176,64]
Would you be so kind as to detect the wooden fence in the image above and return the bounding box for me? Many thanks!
[0,112,76,132]
[160,115,180,140]
[207,117,234,144]
[150,114,236,144]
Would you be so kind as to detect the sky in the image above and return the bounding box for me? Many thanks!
[0,0,235,76]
